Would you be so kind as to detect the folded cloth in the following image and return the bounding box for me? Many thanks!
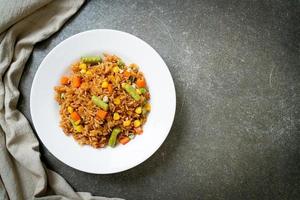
[0,1,123,199]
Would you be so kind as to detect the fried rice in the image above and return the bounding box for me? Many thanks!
[54,54,151,148]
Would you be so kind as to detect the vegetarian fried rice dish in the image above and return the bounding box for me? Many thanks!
[54,54,151,148]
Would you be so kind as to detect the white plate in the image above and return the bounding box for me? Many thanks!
[30,29,176,174]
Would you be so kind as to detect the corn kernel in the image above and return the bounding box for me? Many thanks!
[123,120,131,127]
[113,113,120,120]
[80,69,86,74]
[86,70,92,75]
[108,75,115,81]
[67,106,73,113]
[79,63,87,70]
[102,81,108,88]
[145,103,151,111]
[135,107,142,114]
[134,120,141,127]
[113,98,121,105]
[136,89,141,95]
[113,66,120,73]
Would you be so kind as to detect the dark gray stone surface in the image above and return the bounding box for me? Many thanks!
[18,0,300,199]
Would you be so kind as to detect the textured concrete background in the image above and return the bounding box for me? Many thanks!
[19,0,300,199]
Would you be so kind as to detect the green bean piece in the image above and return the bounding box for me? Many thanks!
[81,56,102,64]
[109,128,122,147]
[92,95,109,111]
[69,119,82,132]
[139,88,147,94]
[123,84,141,101]
[117,59,125,68]
[70,119,76,126]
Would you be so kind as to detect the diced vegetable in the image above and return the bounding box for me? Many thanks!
[139,88,147,94]
[108,128,121,147]
[74,125,83,132]
[123,120,131,127]
[102,81,108,88]
[119,137,130,145]
[134,120,141,127]
[72,76,81,88]
[123,70,131,78]
[113,66,120,73]
[79,63,87,70]
[96,109,107,120]
[136,89,141,95]
[113,113,120,120]
[70,119,83,132]
[108,84,113,93]
[145,103,151,111]
[117,60,125,68]
[74,120,81,125]
[123,84,141,101]
[86,70,92,75]
[80,69,86,74]
[60,76,69,85]
[81,56,102,64]
[136,78,146,88]
[67,106,74,113]
[70,111,81,122]
[135,107,142,114]
[108,75,115,81]
[134,127,143,135]
[92,95,108,111]
[113,97,121,105]
[69,119,76,126]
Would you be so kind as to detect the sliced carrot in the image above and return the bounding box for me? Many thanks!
[123,70,131,78]
[136,78,146,88]
[70,111,81,121]
[119,137,130,145]
[60,76,69,85]
[72,76,81,88]
[134,127,143,135]
[96,109,107,120]
[107,84,113,94]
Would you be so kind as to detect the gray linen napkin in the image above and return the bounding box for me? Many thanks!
[0,1,122,199]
